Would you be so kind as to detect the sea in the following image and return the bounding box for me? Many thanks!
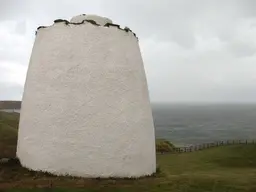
[152,103,256,147]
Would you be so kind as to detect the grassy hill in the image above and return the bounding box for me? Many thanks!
[0,101,21,110]
[1,112,256,191]
[0,112,19,158]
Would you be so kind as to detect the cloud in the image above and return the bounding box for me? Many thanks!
[1,0,256,102]
[0,82,24,100]
[0,0,26,21]
[0,61,28,85]
[0,21,33,64]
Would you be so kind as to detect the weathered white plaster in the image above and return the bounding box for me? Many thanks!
[17,15,156,178]
[70,14,112,25]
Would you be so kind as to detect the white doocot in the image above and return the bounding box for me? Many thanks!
[17,14,156,178]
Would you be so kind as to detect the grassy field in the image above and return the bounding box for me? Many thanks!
[1,111,256,191]
[0,112,19,158]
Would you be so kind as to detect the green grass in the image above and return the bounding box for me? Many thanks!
[1,112,256,191]
[0,111,20,129]
[0,112,19,158]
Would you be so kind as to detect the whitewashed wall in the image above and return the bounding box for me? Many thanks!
[17,15,156,178]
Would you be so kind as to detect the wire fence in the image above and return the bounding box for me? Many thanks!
[158,139,256,154]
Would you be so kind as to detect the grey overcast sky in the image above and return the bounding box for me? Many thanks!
[1,0,256,103]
